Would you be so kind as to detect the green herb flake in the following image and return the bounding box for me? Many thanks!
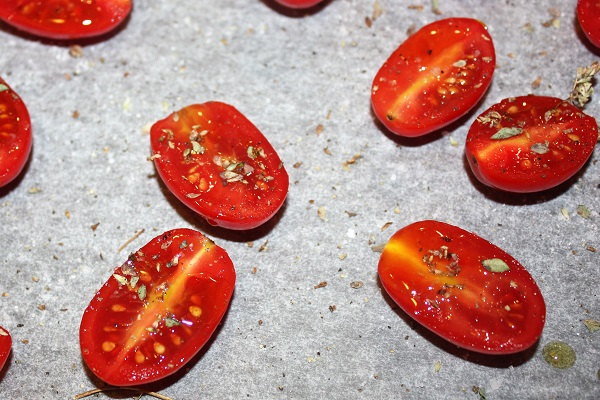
[0,84,8,92]
[482,258,510,273]
[113,274,128,286]
[584,319,600,333]
[491,127,523,140]
[180,240,188,249]
[137,284,147,301]
[576,205,591,219]
[129,276,139,289]
[165,317,181,327]
[531,141,550,154]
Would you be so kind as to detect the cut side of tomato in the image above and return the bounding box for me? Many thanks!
[466,95,599,193]
[0,77,32,188]
[0,325,11,372]
[577,0,600,48]
[378,220,546,354]
[0,0,132,40]
[273,0,326,9]
[371,18,496,137]
[79,228,236,386]
[150,102,289,230]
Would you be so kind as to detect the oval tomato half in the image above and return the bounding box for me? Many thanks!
[150,102,289,230]
[378,220,546,354]
[0,325,11,372]
[0,77,32,188]
[273,0,326,9]
[466,95,599,193]
[371,18,496,137]
[0,0,132,40]
[577,0,600,48]
[79,228,236,386]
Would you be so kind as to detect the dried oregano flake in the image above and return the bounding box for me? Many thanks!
[482,258,510,273]
[491,127,523,140]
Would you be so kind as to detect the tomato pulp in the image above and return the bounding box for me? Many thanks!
[372,18,496,137]
[0,325,11,372]
[150,102,289,230]
[80,229,236,386]
[0,0,132,39]
[378,220,546,354]
[0,77,32,188]
[466,95,599,193]
[273,0,326,9]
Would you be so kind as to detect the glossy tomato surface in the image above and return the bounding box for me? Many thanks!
[0,325,11,372]
[273,0,325,9]
[371,18,496,137]
[466,95,599,193]
[150,102,289,230]
[577,0,600,48]
[378,220,546,354]
[0,0,132,40]
[0,77,32,188]
[80,228,236,386]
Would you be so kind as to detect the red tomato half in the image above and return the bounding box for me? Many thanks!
[0,0,132,40]
[371,18,496,137]
[577,0,600,48]
[378,220,546,354]
[273,0,325,9]
[80,228,236,386]
[466,95,599,193]
[0,77,32,188]
[150,102,289,230]
[0,325,11,372]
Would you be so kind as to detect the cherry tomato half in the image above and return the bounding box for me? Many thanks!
[150,102,289,230]
[0,0,132,40]
[466,95,599,193]
[80,228,236,386]
[577,0,600,48]
[0,77,32,188]
[273,0,326,9]
[0,325,11,372]
[378,220,546,354]
[371,18,496,137]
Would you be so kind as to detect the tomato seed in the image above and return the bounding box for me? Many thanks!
[135,350,145,364]
[189,306,202,318]
[111,304,127,312]
[154,342,166,355]
[101,341,116,352]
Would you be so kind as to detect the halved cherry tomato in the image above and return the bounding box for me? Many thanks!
[79,228,236,386]
[0,0,132,40]
[0,77,32,188]
[378,220,546,354]
[577,0,600,48]
[150,102,289,230]
[0,325,11,372]
[371,18,496,137]
[466,95,599,193]
[273,0,326,9]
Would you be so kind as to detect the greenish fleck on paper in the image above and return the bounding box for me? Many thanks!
[584,319,600,333]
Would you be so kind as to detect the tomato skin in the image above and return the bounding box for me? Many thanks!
[466,95,599,193]
[577,0,600,48]
[0,325,11,372]
[79,228,236,386]
[371,18,496,137]
[150,102,289,230]
[273,0,325,8]
[0,77,32,188]
[378,220,546,355]
[0,0,132,40]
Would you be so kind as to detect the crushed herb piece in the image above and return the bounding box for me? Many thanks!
[491,127,523,140]
[482,258,510,273]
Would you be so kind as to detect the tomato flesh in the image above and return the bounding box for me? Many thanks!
[273,0,325,9]
[79,228,236,386]
[371,18,496,137]
[0,325,11,372]
[150,102,289,230]
[0,77,32,188]
[466,95,599,193]
[577,0,600,48]
[378,220,546,354]
[0,0,132,40]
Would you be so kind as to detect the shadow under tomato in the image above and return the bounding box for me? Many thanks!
[260,0,333,17]
[0,8,131,46]
[78,290,235,397]
[461,149,597,206]
[376,275,538,368]
[152,171,288,243]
